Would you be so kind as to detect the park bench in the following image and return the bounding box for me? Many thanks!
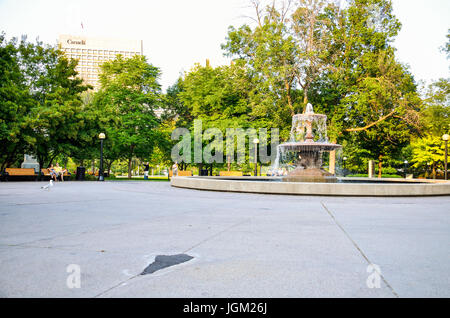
[86,171,108,177]
[41,168,71,181]
[1,168,37,181]
[219,171,243,177]
[169,170,192,177]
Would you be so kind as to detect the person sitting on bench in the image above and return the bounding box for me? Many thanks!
[48,164,57,181]
[53,163,67,181]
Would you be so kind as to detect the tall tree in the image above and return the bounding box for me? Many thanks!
[291,0,340,106]
[0,34,31,170]
[94,55,162,178]
[222,0,299,133]
[409,78,449,177]
[1,34,92,172]
[309,0,422,175]
[175,62,255,171]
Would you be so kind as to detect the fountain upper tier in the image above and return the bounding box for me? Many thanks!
[280,103,341,150]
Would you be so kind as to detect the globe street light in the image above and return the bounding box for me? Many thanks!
[253,138,259,177]
[443,134,449,180]
[99,133,106,181]
[403,160,408,179]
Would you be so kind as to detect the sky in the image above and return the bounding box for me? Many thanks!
[0,0,449,92]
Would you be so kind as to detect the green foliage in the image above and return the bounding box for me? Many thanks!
[0,33,93,171]
[178,63,253,129]
[0,33,30,169]
[221,1,421,166]
[222,3,299,137]
[410,135,445,169]
[169,62,279,169]
[409,78,449,176]
[421,78,450,135]
[308,0,421,175]
[94,55,163,178]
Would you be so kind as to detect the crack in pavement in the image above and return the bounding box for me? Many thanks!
[93,218,251,298]
[320,201,399,298]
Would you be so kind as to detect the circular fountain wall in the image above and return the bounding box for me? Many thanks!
[171,176,450,197]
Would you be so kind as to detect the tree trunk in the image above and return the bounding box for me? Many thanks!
[108,161,113,175]
[303,83,309,110]
[378,155,383,179]
[285,80,295,116]
[127,157,133,179]
[38,158,44,181]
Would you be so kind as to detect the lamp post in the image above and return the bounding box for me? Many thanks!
[403,160,408,179]
[343,157,347,177]
[443,134,449,180]
[253,138,259,177]
[98,133,106,181]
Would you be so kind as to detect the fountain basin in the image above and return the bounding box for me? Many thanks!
[171,176,450,197]
[277,141,342,182]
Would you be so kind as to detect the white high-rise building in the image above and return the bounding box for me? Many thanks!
[58,35,143,90]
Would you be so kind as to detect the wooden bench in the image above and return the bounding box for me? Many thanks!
[169,170,192,177]
[219,171,243,177]
[87,171,108,177]
[41,168,71,181]
[2,168,37,181]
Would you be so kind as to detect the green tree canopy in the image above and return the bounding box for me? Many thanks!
[94,55,163,178]
[0,33,93,172]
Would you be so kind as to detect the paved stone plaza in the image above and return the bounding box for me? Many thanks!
[0,181,449,297]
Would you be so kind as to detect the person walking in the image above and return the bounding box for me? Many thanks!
[172,162,178,177]
[143,162,150,180]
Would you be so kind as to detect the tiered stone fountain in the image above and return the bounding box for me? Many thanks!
[276,103,342,182]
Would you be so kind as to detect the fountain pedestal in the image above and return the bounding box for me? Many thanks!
[283,168,336,183]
